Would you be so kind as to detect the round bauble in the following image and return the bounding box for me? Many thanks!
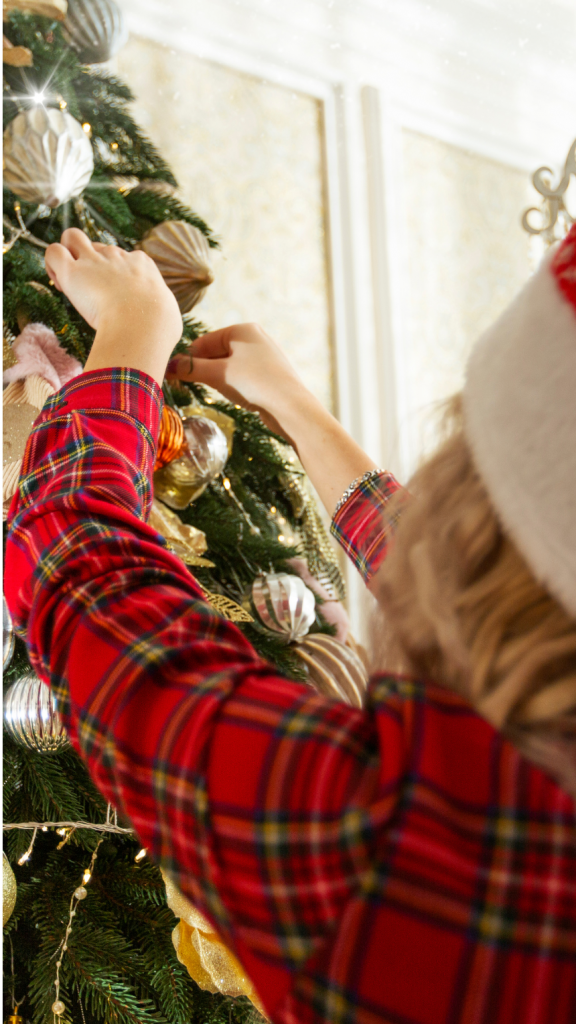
[153,416,228,510]
[293,634,368,708]
[252,572,316,643]
[64,0,128,63]
[4,674,69,752]
[3,595,15,670]
[3,107,94,208]
[3,852,17,927]
[137,221,214,314]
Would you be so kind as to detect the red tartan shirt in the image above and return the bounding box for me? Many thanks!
[5,369,576,1024]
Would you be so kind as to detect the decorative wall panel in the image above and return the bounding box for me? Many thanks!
[399,129,534,467]
[116,36,334,411]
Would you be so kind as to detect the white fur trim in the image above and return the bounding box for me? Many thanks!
[464,252,576,619]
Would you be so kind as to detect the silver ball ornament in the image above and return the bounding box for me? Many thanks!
[4,674,69,752]
[64,0,128,63]
[3,106,94,208]
[252,573,316,643]
[154,416,229,510]
[3,595,15,670]
[137,221,214,314]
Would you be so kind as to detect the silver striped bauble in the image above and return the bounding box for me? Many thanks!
[64,0,128,64]
[3,595,15,671]
[252,573,316,643]
[4,674,68,752]
[3,106,94,208]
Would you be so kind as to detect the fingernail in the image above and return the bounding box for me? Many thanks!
[166,357,181,374]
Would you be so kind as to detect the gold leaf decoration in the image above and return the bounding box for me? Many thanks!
[149,498,214,568]
[203,592,254,623]
[3,0,67,20]
[3,34,32,65]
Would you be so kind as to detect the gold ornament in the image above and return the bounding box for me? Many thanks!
[162,872,264,1013]
[154,405,185,470]
[3,402,38,465]
[5,1012,23,1024]
[179,403,235,455]
[293,634,368,708]
[3,0,67,19]
[137,221,214,314]
[3,325,18,370]
[3,852,17,926]
[148,498,214,568]
[153,416,228,510]
[3,34,32,65]
[3,106,94,208]
[252,572,316,642]
[202,591,253,623]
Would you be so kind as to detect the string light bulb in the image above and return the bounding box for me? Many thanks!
[82,122,91,135]
[222,477,231,491]
[59,99,67,110]
[110,141,118,150]
[82,869,91,884]
[32,90,45,105]
[134,848,147,862]
[17,852,30,865]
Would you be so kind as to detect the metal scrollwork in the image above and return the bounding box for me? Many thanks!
[522,138,576,246]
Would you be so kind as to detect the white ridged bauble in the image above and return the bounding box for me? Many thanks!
[252,573,316,643]
[137,221,214,314]
[293,634,368,708]
[3,107,94,208]
[64,0,128,63]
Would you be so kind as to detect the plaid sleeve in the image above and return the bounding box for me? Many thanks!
[4,369,402,1018]
[330,470,405,582]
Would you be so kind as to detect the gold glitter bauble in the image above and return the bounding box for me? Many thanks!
[293,634,368,708]
[162,872,264,1013]
[3,852,17,926]
[137,221,214,314]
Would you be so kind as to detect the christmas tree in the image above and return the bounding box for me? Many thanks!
[3,4,361,1024]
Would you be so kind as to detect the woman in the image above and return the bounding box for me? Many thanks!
[5,226,576,1024]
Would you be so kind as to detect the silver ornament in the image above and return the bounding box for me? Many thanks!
[154,416,229,510]
[252,573,316,643]
[293,634,368,708]
[4,674,69,752]
[3,107,94,208]
[3,595,15,670]
[64,0,128,63]
[137,221,214,314]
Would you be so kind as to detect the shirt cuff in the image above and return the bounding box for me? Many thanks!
[330,470,404,582]
[38,368,164,445]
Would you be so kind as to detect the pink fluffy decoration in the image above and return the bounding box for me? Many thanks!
[288,557,350,644]
[3,323,83,392]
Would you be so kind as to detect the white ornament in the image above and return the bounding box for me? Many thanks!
[137,221,214,314]
[64,0,128,64]
[3,106,94,208]
[252,573,316,643]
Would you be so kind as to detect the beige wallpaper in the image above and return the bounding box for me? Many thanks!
[400,129,534,466]
[116,37,334,411]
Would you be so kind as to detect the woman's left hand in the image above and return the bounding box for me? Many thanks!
[45,228,182,387]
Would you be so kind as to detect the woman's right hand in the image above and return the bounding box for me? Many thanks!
[166,323,311,442]
[168,322,377,517]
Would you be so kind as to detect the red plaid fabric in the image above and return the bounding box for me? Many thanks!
[331,471,403,582]
[5,369,576,1024]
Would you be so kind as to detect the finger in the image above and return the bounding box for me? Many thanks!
[168,354,232,390]
[190,328,233,359]
[60,227,98,260]
[44,242,76,292]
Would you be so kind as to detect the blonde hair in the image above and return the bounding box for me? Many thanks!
[372,397,576,797]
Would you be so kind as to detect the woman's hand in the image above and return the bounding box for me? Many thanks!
[168,323,377,516]
[45,228,182,387]
[167,322,309,442]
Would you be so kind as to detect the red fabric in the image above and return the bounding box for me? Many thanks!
[5,369,576,1024]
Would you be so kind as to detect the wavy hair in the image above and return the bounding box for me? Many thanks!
[371,397,576,798]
